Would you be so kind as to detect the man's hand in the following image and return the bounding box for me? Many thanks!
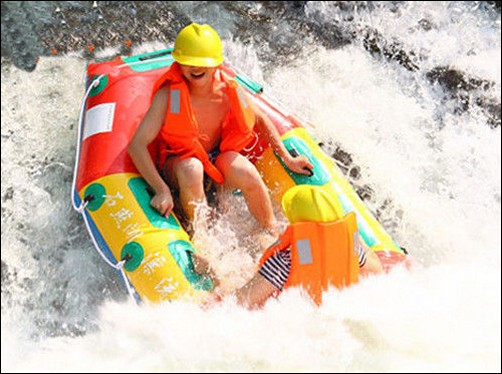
[284,154,314,176]
[150,189,174,217]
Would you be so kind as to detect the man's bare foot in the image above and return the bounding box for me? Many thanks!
[255,229,280,252]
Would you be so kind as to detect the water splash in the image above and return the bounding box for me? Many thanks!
[2,1,500,372]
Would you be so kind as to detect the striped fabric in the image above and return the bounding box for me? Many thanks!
[258,250,292,291]
[259,245,367,291]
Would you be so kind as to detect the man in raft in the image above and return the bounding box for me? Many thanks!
[206,185,384,309]
[128,23,313,235]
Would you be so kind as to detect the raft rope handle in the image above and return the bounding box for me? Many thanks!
[77,197,137,302]
[71,74,137,303]
[71,74,104,212]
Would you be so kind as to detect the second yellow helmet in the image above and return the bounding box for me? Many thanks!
[281,185,345,224]
[172,23,224,67]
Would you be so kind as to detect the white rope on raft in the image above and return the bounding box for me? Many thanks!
[71,74,137,303]
[71,75,103,212]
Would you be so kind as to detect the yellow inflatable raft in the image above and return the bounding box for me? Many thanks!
[71,48,406,304]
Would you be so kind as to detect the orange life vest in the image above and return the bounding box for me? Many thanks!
[259,212,360,305]
[158,62,256,184]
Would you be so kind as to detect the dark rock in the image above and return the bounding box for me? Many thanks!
[426,66,500,128]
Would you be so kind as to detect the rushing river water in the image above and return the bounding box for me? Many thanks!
[2,2,500,372]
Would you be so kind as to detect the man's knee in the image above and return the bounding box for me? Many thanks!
[175,157,204,184]
[217,152,258,180]
[171,158,205,200]
[233,165,264,194]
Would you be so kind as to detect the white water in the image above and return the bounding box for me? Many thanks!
[2,2,500,372]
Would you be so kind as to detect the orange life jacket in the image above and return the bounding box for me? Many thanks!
[158,62,256,184]
[259,212,360,305]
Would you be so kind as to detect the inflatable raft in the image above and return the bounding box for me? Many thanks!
[72,48,407,304]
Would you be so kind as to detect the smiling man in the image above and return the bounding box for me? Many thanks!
[128,23,313,235]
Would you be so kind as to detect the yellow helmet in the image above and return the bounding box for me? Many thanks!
[281,185,345,223]
[172,23,224,67]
